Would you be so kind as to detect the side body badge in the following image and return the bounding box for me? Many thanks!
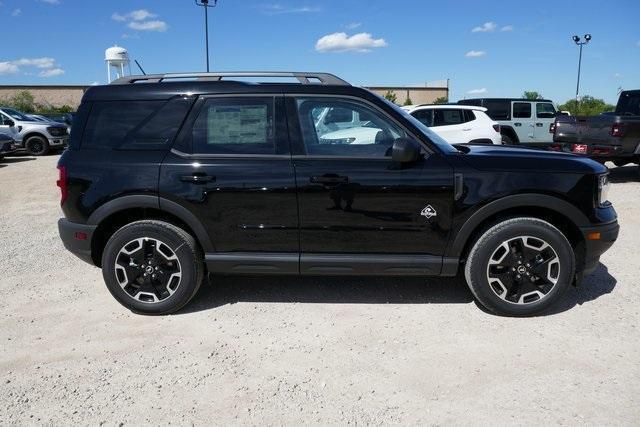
[420,205,437,219]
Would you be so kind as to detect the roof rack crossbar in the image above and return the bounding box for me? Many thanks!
[111,71,350,86]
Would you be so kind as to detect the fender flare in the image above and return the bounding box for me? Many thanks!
[87,195,214,252]
[445,194,590,258]
[500,126,519,143]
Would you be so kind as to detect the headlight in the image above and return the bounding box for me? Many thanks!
[47,126,67,136]
[597,174,610,205]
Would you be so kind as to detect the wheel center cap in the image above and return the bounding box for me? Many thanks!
[517,265,527,274]
[145,266,154,274]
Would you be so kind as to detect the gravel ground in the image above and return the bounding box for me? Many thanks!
[0,153,638,425]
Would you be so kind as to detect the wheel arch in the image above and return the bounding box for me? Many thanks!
[88,195,214,267]
[22,131,48,143]
[500,126,519,143]
[448,194,588,271]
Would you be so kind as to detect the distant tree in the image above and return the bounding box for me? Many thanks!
[522,91,543,100]
[384,90,397,104]
[433,96,449,104]
[403,96,413,106]
[558,96,616,116]
[8,90,37,113]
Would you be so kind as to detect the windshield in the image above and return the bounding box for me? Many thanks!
[374,94,458,154]
[2,108,32,121]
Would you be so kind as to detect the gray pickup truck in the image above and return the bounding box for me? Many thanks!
[551,90,640,168]
[0,107,69,156]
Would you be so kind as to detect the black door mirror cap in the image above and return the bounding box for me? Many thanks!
[391,138,422,163]
[5,119,15,127]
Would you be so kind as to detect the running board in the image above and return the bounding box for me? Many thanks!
[205,252,456,276]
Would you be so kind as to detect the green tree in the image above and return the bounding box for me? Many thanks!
[433,96,449,104]
[384,90,397,104]
[403,96,413,106]
[522,91,543,100]
[9,90,37,113]
[558,96,616,116]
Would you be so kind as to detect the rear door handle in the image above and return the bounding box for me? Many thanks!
[180,173,215,184]
[514,122,522,127]
[310,174,349,184]
[536,123,544,127]
[463,128,472,131]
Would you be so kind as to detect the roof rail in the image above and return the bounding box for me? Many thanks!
[110,71,350,86]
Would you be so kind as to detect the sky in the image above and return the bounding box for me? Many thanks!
[1,0,638,104]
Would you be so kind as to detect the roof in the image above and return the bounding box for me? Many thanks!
[460,97,554,103]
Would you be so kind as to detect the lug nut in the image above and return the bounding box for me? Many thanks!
[155,267,159,270]
[511,267,516,271]
[516,274,521,279]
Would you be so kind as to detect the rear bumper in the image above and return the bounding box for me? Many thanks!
[58,218,97,266]
[579,220,619,278]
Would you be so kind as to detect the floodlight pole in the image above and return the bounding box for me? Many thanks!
[572,34,591,106]
[195,0,218,72]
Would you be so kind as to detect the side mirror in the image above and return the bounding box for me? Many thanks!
[391,138,422,163]
[5,119,15,127]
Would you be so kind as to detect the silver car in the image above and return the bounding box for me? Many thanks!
[0,107,69,155]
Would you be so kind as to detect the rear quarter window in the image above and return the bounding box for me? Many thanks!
[81,97,193,150]
[483,100,511,120]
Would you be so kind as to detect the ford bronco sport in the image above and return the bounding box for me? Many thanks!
[57,72,619,316]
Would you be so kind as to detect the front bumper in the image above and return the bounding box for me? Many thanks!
[579,220,619,278]
[0,141,17,155]
[48,136,69,147]
[58,218,97,265]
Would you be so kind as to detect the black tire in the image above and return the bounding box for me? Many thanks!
[25,136,49,156]
[501,134,515,145]
[464,217,575,317]
[101,220,204,315]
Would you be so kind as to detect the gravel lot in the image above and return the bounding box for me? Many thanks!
[0,153,638,425]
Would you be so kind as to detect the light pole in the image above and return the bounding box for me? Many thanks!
[194,0,218,72]
[572,34,591,106]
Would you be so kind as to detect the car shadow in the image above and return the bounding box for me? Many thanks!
[180,263,617,316]
[1,156,36,164]
[179,274,474,314]
[607,164,638,183]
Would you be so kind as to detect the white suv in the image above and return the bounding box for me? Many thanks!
[402,104,501,145]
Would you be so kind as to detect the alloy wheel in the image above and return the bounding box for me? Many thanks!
[486,235,560,304]
[114,237,182,303]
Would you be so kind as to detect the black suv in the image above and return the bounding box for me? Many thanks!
[57,72,619,316]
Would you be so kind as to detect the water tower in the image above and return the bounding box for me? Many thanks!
[105,45,131,83]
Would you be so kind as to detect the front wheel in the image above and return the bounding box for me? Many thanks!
[464,218,575,316]
[101,220,204,315]
[25,136,50,156]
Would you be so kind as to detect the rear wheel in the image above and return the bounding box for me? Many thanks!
[101,220,204,315]
[464,217,575,316]
[25,136,49,156]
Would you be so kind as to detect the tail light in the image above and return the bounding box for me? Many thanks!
[549,122,556,134]
[610,123,624,137]
[572,144,588,154]
[492,124,500,133]
[56,165,67,205]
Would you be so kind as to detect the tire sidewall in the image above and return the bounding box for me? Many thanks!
[467,219,575,316]
[102,222,200,314]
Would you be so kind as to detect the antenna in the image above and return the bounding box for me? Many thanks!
[134,60,146,75]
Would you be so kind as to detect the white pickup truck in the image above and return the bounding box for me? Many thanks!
[0,107,69,155]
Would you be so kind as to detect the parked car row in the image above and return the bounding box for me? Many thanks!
[0,107,70,156]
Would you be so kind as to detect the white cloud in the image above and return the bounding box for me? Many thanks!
[11,8,21,16]
[471,22,496,33]
[112,9,156,22]
[500,25,514,32]
[467,88,487,94]
[39,68,65,77]
[0,62,20,75]
[128,20,167,32]
[345,22,361,29]
[316,32,387,53]
[13,57,56,68]
[259,4,321,15]
[465,50,486,57]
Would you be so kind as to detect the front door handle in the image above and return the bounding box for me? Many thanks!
[536,123,544,127]
[462,128,472,131]
[180,173,215,184]
[310,174,349,185]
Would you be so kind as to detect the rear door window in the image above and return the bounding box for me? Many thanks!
[433,109,465,127]
[411,109,433,126]
[513,102,532,119]
[483,100,510,120]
